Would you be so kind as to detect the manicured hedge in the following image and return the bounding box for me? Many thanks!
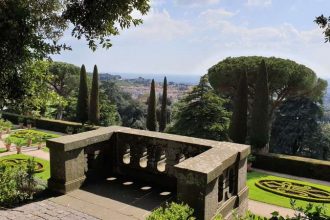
[254,153,330,182]
[1,112,101,133]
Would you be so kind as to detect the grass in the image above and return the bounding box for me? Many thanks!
[247,171,330,215]
[0,154,50,180]
[0,148,7,153]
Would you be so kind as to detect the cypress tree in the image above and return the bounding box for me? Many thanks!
[146,79,157,131]
[229,71,248,144]
[89,65,100,125]
[77,64,89,124]
[250,60,270,151]
[159,77,167,132]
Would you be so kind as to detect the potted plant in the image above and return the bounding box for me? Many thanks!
[0,127,3,140]
[26,133,33,147]
[4,121,12,134]
[26,119,33,129]
[66,126,74,135]
[16,140,24,154]
[18,116,24,128]
[4,137,12,151]
[36,136,44,150]
[247,154,256,172]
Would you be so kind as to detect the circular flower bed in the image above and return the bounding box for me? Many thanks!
[0,158,45,173]
[255,179,330,203]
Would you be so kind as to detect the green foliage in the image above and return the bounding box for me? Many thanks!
[47,61,80,119]
[0,158,45,174]
[147,202,195,220]
[0,0,67,107]
[1,112,96,133]
[89,65,100,125]
[7,129,59,146]
[0,0,150,105]
[100,80,145,129]
[208,56,326,105]
[63,0,150,50]
[270,98,325,158]
[250,60,270,150]
[0,119,12,131]
[315,15,330,43]
[147,79,157,131]
[229,72,248,144]
[167,76,231,141]
[247,171,330,215]
[159,77,168,132]
[0,158,40,207]
[255,178,330,203]
[77,65,89,124]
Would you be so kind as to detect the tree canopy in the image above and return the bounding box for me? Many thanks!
[208,56,327,114]
[0,0,150,106]
[270,97,326,159]
[167,76,231,141]
[315,15,330,43]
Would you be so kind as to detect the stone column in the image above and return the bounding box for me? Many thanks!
[47,145,86,194]
[176,173,219,220]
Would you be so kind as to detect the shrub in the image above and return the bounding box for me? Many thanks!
[0,158,41,207]
[147,202,195,220]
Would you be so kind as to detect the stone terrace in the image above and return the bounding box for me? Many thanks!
[46,126,250,220]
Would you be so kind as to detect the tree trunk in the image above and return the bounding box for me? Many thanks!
[56,105,63,120]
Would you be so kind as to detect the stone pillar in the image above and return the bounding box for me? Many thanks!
[176,173,219,220]
[47,145,86,194]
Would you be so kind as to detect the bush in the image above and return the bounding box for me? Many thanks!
[147,202,195,220]
[0,158,41,207]
[1,112,100,133]
[253,153,330,182]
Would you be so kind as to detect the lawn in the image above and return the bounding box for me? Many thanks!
[8,129,60,144]
[247,171,330,215]
[0,154,50,180]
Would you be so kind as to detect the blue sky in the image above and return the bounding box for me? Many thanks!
[53,0,330,79]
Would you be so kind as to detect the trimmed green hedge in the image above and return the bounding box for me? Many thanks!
[1,112,101,133]
[254,153,330,182]
[255,179,330,203]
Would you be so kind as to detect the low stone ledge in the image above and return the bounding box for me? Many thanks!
[174,148,239,186]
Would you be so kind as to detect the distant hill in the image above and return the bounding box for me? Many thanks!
[100,72,200,85]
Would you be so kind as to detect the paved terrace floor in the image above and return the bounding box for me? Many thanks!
[0,176,174,220]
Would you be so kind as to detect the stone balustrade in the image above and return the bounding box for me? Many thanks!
[47,126,250,220]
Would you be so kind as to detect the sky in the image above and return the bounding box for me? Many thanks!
[53,0,330,79]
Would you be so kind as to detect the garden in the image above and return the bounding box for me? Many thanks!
[0,154,50,207]
[1,126,60,154]
[247,171,330,215]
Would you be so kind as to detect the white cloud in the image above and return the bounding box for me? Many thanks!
[174,0,220,6]
[199,8,237,26]
[246,0,272,7]
[121,9,193,42]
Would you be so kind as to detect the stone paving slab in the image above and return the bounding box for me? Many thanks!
[0,200,99,220]
[50,176,174,220]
